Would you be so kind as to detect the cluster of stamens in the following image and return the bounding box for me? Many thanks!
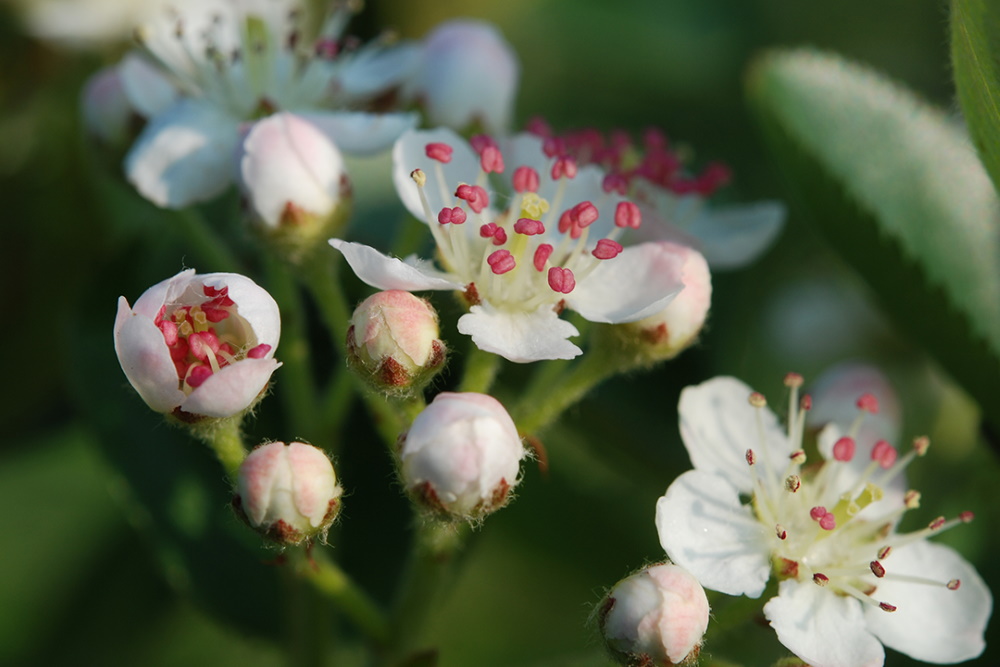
[525,117,731,197]
[745,373,970,615]
[154,285,270,391]
[411,136,643,311]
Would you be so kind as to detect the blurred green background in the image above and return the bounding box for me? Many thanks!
[1,0,994,665]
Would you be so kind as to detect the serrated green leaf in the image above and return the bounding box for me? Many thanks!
[952,0,1000,194]
[746,49,1000,428]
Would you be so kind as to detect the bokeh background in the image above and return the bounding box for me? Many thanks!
[1,0,995,665]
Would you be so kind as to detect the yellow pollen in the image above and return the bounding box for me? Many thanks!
[178,320,193,337]
[520,193,549,219]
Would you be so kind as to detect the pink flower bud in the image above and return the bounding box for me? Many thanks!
[407,20,519,133]
[234,441,342,545]
[599,564,710,666]
[238,112,350,236]
[400,392,525,520]
[114,269,281,421]
[347,290,446,395]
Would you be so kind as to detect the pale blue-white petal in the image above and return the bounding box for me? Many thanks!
[456,304,581,363]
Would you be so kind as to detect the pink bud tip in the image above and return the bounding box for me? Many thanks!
[871,440,897,469]
[512,166,540,193]
[514,218,545,236]
[592,238,623,260]
[547,267,576,294]
[832,436,856,462]
[247,344,272,359]
[426,142,453,163]
[614,201,641,228]
[487,250,515,275]
[533,244,553,271]
[857,392,880,413]
[438,206,467,225]
[480,145,505,174]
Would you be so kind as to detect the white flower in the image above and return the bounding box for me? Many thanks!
[21,0,197,48]
[655,375,991,667]
[114,269,281,419]
[330,128,686,363]
[122,0,418,208]
[235,441,342,545]
[400,392,525,520]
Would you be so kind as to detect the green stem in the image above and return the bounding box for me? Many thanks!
[297,549,391,646]
[300,249,351,345]
[283,551,326,667]
[457,344,502,394]
[319,369,356,443]
[173,208,243,274]
[512,350,617,436]
[200,416,247,480]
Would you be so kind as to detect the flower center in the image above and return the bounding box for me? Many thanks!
[154,284,270,392]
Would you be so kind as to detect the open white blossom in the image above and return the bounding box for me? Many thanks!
[331,128,686,363]
[655,375,991,667]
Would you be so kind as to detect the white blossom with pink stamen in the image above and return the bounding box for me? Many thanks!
[655,375,991,667]
[330,128,686,363]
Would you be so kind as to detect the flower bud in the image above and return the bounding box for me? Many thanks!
[233,441,342,545]
[400,392,525,521]
[81,65,132,146]
[238,112,352,260]
[406,20,519,133]
[806,362,901,446]
[347,290,446,395]
[114,269,281,422]
[599,564,710,666]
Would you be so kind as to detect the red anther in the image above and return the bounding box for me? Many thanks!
[533,244,553,271]
[800,394,813,411]
[602,172,628,195]
[592,238,623,260]
[203,285,229,298]
[614,201,642,229]
[833,436,856,462]
[857,392,880,413]
[188,330,221,361]
[512,166,540,193]
[947,579,961,590]
[558,210,574,235]
[784,372,804,388]
[776,525,787,540]
[551,156,577,180]
[778,558,798,577]
[514,218,545,236]
[525,116,552,138]
[469,133,498,155]
[870,561,886,578]
[480,222,498,238]
[785,475,801,493]
[810,506,828,521]
[904,490,921,508]
[201,306,229,323]
[960,511,975,523]
[186,364,213,388]
[159,319,179,346]
[169,338,189,362]
[745,449,756,465]
[493,228,507,245]
[573,201,599,226]
[879,602,897,613]
[487,249,515,275]
[610,129,631,151]
[748,392,767,408]
[455,184,489,214]
[437,206,467,225]
[480,145,505,174]
[543,137,565,158]
[871,440,897,469]
[912,436,930,456]
[547,267,576,294]
[819,513,837,531]
[878,546,892,559]
[425,142,453,163]
[247,344,271,359]
[643,127,667,150]
[813,573,830,586]
[314,37,339,59]
[929,516,946,531]
[790,450,807,464]
[695,162,732,195]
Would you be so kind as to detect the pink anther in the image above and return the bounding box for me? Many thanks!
[455,184,489,214]
[960,511,975,523]
[832,436,856,462]
[551,156,577,180]
[819,513,837,531]
[514,218,544,236]
[487,249,516,275]
[425,142,453,163]
[469,134,498,155]
[870,560,886,578]
[602,172,628,195]
[512,166,540,193]
[525,116,552,138]
[879,602,897,613]
[800,394,813,411]
[857,392,880,413]
[695,162,732,195]
[643,127,668,150]
[592,238,623,260]
[186,364,213,388]
[480,145,505,174]
[614,201,641,228]
[480,222,506,245]
[438,206,467,225]
[547,267,575,294]
[247,344,272,359]
[871,440,897,469]
[533,244,553,271]
[188,330,221,361]
[158,319,179,346]
[543,137,566,158]
[573,201,599,226]
[810,506,828,521]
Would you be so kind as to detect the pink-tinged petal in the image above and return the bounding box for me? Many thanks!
[456,305,581,363]
[300,111,418,156]
[764,579,884,667]
[678,376,790,494]
[337,42,420,101]
[392,127,483,222]
[114,298,186,413]
[182,358,280,418]
[864,540,990,664]
[287,442,340,528]
[685,201,786,270]
[329,239,463,291]
[125,99,239,208]
[129,269,196,319]
[118,52,179,119]
[200,273,281,349]
[237,441,285,526]
[567,242,684,324]
[655,470,771,597]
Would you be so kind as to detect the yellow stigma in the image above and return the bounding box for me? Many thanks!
[520,193,549,219]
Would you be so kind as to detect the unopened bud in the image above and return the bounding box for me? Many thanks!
[347,290,446,395]
[599,563,710,666]
[233,441,342,545]
[399,392,525,520]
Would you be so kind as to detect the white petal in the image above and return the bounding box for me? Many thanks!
[300,111,418,156]
[200,273,281,349]
[336,42,420,101]
[814,423,905,521]
[456,305,581,363]
[114,298,186,413]
[181,358,281,418]
[764,579,884,667]
[864,540,990,664]
[119,52,179,119]
[125,99,238,208]
[329,239,463,291]
[392,127,483,222]
[655,470,771,597]
[567,242,684,323]
[678,376,790,494]
[130,269,196,319]
[686,201,786,270]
